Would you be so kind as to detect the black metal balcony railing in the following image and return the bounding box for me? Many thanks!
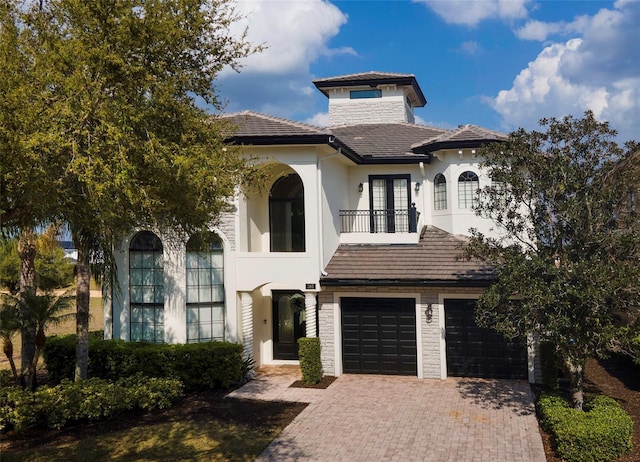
[340,205,418,233]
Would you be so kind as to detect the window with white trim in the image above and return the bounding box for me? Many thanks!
[186,232,225,343]
[458,171,479,209]
[129,231,164,343]
[434,173,447,210]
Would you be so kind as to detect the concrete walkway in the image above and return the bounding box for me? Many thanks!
[227,366,546,462]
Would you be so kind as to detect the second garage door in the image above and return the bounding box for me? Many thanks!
[341,297,417,375]
[445,299,528,380]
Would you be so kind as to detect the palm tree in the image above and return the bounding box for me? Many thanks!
[0,297,21,384]
[13,290,75,389]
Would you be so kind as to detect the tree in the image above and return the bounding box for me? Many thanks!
[0,298,21,384]
[0,0,65,388]
[7,291,74,389]
[0,233,74,294]
[2,0,262,381]
[465,111,640,410]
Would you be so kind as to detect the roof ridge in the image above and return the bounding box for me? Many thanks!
[313,70,416,82]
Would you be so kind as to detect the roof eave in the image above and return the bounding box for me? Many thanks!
[413,139,505,154]
[313,76,427,107]
[319,278,495,287]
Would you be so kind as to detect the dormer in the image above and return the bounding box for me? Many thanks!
[313,71,427,127]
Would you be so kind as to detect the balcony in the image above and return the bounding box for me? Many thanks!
[339,205,420,244]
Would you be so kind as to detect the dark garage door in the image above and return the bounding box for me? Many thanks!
[341,297,417,375]
[445,299,527,380]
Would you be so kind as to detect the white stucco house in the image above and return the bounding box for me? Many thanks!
[104,71,540,383]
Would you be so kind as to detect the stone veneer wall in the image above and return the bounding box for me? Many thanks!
[328,98,410,126]
[216,208,236,251]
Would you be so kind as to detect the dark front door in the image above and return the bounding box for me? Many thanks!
[444,299,528,380]
[273,292,306,360]
[341,297,417,375]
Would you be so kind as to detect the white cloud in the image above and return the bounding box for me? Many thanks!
[216,0,351,119]
[458,41,482,56]
[224,0,352,76]
[304,112,329,127]
[414,0,530,26]
[515,20,565,41]
[492,1,640,142]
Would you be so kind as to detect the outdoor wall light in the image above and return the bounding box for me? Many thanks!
[425,304,433,323]
[358,183,364,193]
[415,182,421,193]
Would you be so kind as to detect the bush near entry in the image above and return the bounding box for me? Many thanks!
[43,333,244,391]
[298,337,322,384]
[537,393,633,462]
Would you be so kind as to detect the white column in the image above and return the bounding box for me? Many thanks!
[305,292,317,338]
[240,292,254,359]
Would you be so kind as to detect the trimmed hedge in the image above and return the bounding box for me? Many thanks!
[298,337,322,384]
[0,374,183,433]
[43,334,244,391]
[537,393,633,462]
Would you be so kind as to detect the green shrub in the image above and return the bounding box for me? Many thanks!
[44,335,244,391]
[0,375,183,433]
[298,337,322,384]
[537,393,633,462]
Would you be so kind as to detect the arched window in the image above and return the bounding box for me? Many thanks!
[434,173,447,210]
[458,171,479,209]
[270,174,305,252]
[129,231,164,343]
[186,232,224,343]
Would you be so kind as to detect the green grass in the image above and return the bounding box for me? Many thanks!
[1,390,306,461]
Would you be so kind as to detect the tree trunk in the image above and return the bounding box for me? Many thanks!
[565,355,585,410]
[18,230,37,389]
[74,245,90,382]
[3,339,19,385]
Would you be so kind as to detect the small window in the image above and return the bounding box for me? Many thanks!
[458,171,479,209]
[434,174,447,210]
[350,89,382,99]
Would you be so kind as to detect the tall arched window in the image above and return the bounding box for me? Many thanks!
[458,171,479,209]
[270,174,305,252]
[434,173,447,210]
[129,231,164,343]
[186,232,224,343]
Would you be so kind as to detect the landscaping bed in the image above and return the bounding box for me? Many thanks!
[539,356,640,462]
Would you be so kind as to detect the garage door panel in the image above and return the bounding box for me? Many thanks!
[445,299,527,380]
[341,297,417,375]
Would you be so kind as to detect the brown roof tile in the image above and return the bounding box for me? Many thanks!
[321,226,495,286]
[330,123,448,160]
[223,111,329,138]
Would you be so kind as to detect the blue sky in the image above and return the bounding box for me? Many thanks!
[215,0,640,143]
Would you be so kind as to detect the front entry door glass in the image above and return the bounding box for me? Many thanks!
[273,291,306,360]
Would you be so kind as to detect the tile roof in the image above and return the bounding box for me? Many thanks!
[223,111,329,138]
[413,124,507,152]
[313,71,417,84]
[221,113,507,163]
[330,123,447,161]
[321,226,495,286]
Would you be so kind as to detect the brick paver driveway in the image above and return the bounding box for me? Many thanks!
[227,367,546,462]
